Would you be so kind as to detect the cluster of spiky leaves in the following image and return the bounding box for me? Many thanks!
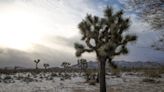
[43,63,49,69]
[74,7,137,67]
[77,59,88,70]
[34,59,40,64]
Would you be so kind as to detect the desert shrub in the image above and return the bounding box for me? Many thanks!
[39,76,43,79]
[4,75,12,80]
[3,75,15,83]
[62,73,71,80]
[46,76,53,80]
[108,87,122,92]
[73,89,86,92]
[27,74,31,77]
[60,77,64,81]
[84,70,99,83]
[144,70,161,78]
[59,73,71,81]
[73,89,99,92]
[50,73,58,77]
[13,75,18,79]
[16,76,24,80]
[33,75,38,78]
[84,70,92,82]
[0,76,2,83]
[72,73,77,77]
[111,68,121,77]
[89,80,96,85]
[22,77,34,83]
[58,72,62,77]
[158,67,164,74]
[31,72,38,78]
[142,78,155,83]
[142,78,160,83]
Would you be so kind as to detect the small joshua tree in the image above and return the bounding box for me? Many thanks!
[34,59,40,70]
[43,63,49,70]
[77,59,88,73]
[74,6,137,92]
[61,62,71,72]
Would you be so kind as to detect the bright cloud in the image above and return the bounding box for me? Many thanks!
[0,0,163,68]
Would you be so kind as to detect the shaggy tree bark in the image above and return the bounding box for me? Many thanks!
[99,57,106,92]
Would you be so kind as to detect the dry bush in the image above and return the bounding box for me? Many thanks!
[73,89,85,92]
[73,89,98,92]
[3,75,15,83]
[108,87,122,92]
[144,70,161,78]
[158,67,164,74]
[111,68,121,77]
[84,70,93,82]
[142,78,160,83]
[50,73,58,77]
[89,80,96,85]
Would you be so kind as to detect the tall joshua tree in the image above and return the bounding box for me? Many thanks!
[34,59,40,70]
[74,7,137,92]
[43,63,49,70]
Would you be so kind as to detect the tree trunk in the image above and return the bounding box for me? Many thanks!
[99,58,106,92]
[36,63,38,69]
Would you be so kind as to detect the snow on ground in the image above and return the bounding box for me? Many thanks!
[0,72,98,92]
[106,73,164,92]
[0,72,163,92]
[0,77,92,92]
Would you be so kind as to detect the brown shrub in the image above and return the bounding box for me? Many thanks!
[144,70,161,78]
[89,80,96,85]
[142,78,160,83]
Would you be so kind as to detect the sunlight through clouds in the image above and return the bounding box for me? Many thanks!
[0,0,98,67]
[0,1,53,51]
[0,0,163,67]
[0,0,81,52]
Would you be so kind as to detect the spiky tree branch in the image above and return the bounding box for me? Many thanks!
[120,0,164,51]
[121,0,164,29]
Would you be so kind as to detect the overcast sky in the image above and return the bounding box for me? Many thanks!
[0,0,163,68]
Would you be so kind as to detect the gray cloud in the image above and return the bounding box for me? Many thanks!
[0,0,163,68]
[0,48,32,68]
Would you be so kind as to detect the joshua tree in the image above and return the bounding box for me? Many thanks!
[78,59,88,72]
[43,63,49,70]
[74,6,137,92]
[14,66,18,70]
[61,62,71,73]
[34,59,40,70]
